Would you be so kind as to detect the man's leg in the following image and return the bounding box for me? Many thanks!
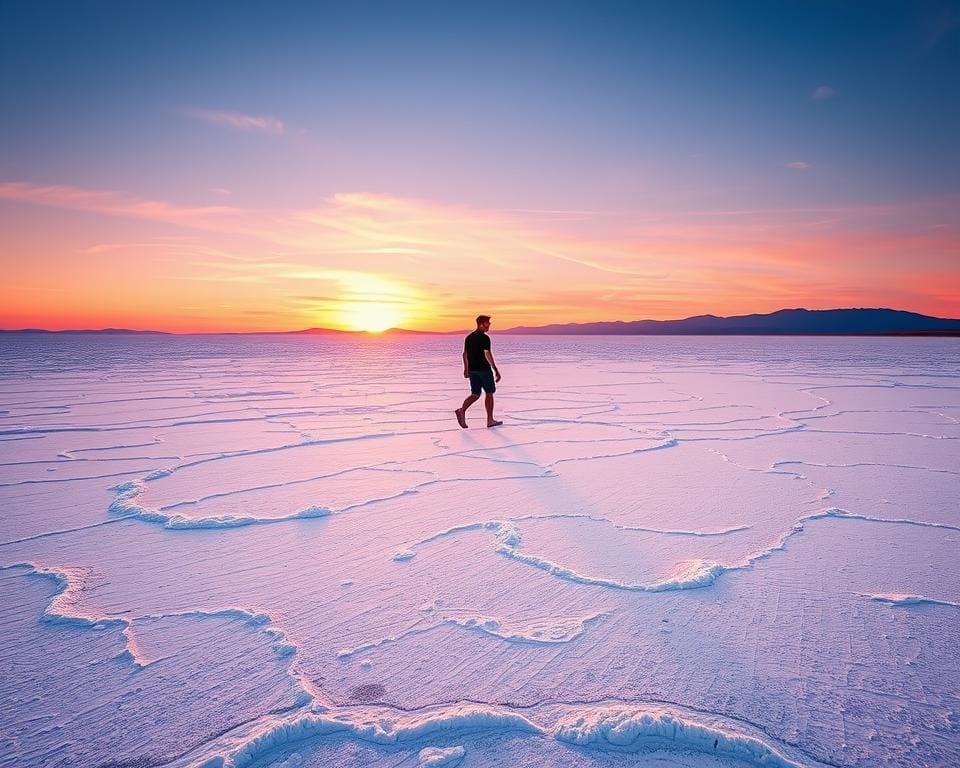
[456,393,480,428]
[485,393,502,427]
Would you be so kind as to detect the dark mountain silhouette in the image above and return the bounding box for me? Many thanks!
[258,327,361,335]
[500,308,960,335]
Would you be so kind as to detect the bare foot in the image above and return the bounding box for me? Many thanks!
[486,420,503,428]
[455,408,468,428]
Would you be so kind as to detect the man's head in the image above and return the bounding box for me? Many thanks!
[475,315,491,331]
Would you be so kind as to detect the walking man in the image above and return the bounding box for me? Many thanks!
[455,315,502,428]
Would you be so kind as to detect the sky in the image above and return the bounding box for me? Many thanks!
[1,0,959,332]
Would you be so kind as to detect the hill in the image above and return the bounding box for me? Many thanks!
[500,308,960,335]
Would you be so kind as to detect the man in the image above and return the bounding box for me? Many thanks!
[455,315,502,428]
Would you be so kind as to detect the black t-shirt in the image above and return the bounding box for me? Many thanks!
[464,329,491,371]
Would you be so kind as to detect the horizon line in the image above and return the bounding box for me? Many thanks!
[3,306,960,335]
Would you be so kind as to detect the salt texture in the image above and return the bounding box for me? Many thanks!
[1,334,958,767]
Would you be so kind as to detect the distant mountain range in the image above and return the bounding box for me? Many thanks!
[3,309,959,336]
[1,327,171,335]
[499,308,960,335]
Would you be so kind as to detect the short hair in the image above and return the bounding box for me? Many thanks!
[476,315,491,326]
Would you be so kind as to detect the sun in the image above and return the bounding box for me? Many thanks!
[337,302,403,333]
[325,272,416,332]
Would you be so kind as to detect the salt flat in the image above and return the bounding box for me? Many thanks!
[1,334,958,768]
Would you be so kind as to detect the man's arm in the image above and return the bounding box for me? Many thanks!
[484,350,501,382]
[462,348,469,378]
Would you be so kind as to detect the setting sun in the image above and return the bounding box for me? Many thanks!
[336,301,404,333]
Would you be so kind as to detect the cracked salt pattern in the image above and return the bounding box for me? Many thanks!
[0,334,958,768]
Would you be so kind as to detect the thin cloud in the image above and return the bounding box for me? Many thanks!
[786,161,811,170]
[187,108,285,135]
[0,182,239,226]
[346,247,428,255]
[505,207,627,222]
[79,242,184,254]
[812,85,835,100]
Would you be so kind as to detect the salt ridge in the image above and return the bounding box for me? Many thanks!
[192,705,542,768]
[553,704,808,766]
[402,505,951,594]
[1,561,314,688]
[184,701,823,768]
[407,519,738,592]
[863,593,960,608]
[442,611,607,644]
[337,608,604,659]
[418,745,465,767]
[108,479,331,529]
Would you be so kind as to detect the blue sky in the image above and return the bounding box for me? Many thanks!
[3,0,958,209]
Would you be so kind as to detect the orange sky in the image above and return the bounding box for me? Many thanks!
[2,182,958,332]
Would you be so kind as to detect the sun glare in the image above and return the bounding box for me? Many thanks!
[338,302,403,333]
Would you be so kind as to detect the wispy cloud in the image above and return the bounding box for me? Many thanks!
[785,161,811,170]
[0,182,239,225]
[187,108,285,135]
[812,85,835,100]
